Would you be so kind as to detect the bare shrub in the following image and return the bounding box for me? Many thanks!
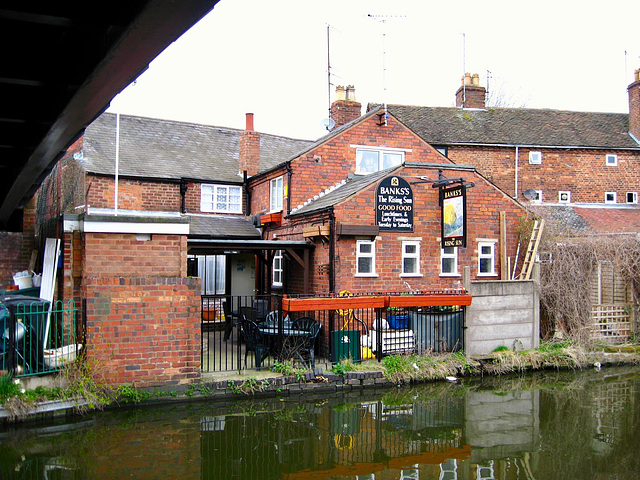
[530,211,640,345]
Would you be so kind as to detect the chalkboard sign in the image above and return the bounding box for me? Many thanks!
[375,176,414,232]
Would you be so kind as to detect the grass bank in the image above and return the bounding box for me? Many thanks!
[2,340,640,422]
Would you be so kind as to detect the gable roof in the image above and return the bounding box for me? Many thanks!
[289,167,399,217]
[80,113,314,183]
[377,104,640,150]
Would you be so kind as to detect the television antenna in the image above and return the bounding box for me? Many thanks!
[321,24,339,131]
[366,14,405,126]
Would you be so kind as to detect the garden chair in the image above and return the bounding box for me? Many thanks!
[292,317,321,368]
[240,319,270,370]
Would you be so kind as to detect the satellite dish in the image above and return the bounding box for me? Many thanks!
[321,117,335,131]
[523,189,538,200]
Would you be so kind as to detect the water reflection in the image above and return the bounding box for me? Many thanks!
[1,367,639,479]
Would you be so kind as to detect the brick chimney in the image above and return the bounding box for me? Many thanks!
[239,113,260,177]
[455,73,486,109]
[330,85,362,128]
[629,69,640,141]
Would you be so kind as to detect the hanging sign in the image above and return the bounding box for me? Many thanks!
[441,184,467,248]
[376,176,414,232]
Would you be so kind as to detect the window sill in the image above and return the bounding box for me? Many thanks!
[477,273,498,277]
[355,273,379,278]
[400,274,423,278]
[439,273,461,277]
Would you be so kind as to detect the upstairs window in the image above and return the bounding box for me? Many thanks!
[606,154,618,166]
[627,192,638,204]
[201,184,242,213]
[355,148,404,174]
[605,192,617,204]
[401,240,421,276]
[356,240,376,276]
[529,151,542,165]
[270,176,283,212]
[558,191,571,204]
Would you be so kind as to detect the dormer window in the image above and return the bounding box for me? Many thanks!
[355,147,404,174]
[529,151,542,165]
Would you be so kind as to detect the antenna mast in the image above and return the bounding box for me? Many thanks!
[327,24,332,119]
[367,14,405,126]
[462,33,466,106]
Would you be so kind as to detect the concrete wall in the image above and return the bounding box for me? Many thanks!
[464,267,539,355]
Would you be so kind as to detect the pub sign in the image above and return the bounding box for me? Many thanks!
[376,176,413,232]
[441,184,467,248]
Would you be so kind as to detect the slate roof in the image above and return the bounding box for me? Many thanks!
[80,113,314,183]
[289,167,402,216]
[375,104,640,150]
[536,205,640,235]
[187,215,261,238]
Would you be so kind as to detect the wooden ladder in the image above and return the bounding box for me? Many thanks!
[518,219,544,280]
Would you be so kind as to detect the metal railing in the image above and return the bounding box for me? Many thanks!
[1,299,82,377]
[201,294,466,373]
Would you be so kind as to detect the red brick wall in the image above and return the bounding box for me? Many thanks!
[448,146,640,204]
[268,165,525,297]
[250,114,450,216]
[0,200,36,288]
[329,167,524,294]
[84,276,201,387]
[86,175,181,211]
[82,233,186,278]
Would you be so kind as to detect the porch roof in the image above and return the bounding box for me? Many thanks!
[187,238,314,253]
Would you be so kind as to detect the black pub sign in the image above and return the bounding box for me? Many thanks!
[376,176,414,232]
[441,184,467,248]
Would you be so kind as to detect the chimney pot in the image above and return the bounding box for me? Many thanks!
[346,85,356,102]
[245,113,254,131]
[335,85,346,101]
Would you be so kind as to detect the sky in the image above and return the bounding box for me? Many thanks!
[108,0,640,140]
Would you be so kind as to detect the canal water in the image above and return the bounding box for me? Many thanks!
[1,366,639,479]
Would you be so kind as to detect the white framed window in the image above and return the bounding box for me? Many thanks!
[201,184,242,213]
[270,176,283,212]
[272,250,283,287]
[558,191,571,204]
[191,255,226,294]
[401,241,421,276]
[531,190,543,204]
[605,192,617,204]
[356,240,376,276]
[355,148,404,174]
[440,246,459,276]
[627,192,638,204]
[478,241,496,276]
[606,154,618,166]
[529,151,542,165]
